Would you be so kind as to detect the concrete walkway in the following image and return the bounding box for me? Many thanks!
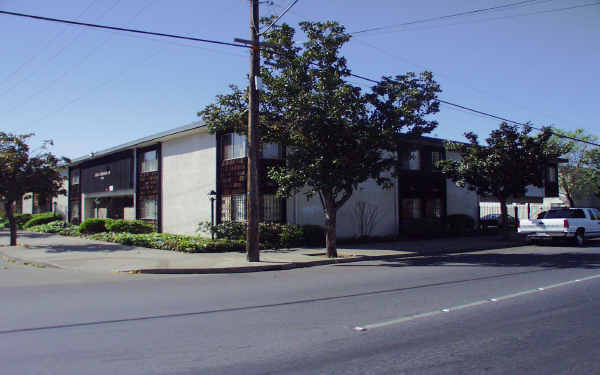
[0,229,528,274]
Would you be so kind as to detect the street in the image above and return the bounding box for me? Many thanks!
[2,241,600,374]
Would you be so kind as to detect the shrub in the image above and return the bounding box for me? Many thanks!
[301,225,326,247]
[89,232,246,253]
[446,214,475,235]
[107,219,154,234]
[29,220,73,233]
[79,218,113,234]
[404,217,444,237]
[199,221,305,249]
[23,212,63,229]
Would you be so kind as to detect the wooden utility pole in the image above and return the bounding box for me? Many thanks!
[246,0,260,262]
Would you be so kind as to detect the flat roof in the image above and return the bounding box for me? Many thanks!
[68,120,206,166]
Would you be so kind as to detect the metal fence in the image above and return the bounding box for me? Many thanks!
[479,202,552,229]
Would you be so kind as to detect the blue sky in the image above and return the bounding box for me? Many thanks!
[1,0,598,159]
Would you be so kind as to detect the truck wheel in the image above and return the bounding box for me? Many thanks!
[574,229,585,247]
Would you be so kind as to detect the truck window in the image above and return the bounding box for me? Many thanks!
[536,211,546,219]
[544,209,585,219]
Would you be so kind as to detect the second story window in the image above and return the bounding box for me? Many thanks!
[262,143,282,159]
[401,150,421,170]
[141,150,158,173]
[71,169,80,185]
[431,151,443,169]
[222,133,247,160]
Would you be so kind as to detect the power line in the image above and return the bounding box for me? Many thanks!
[0,10,250,49]
[354,1,600,37]
[350,0,554,35]
[260,0,300,35]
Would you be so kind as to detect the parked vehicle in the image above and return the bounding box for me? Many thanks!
[517,207,600,246]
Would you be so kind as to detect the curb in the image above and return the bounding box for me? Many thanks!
[0,250,61,269]
[125,240,530,274]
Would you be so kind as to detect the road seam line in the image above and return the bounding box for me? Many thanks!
[353,273,600,332]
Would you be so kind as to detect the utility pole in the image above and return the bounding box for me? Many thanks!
[246,0,260,262]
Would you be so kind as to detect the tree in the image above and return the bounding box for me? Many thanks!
[439,123,567,236]
[0,133,67,246]
[200,20,440,257]
[549,128,599,207]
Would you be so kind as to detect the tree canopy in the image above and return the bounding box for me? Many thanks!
[0,132,67,245]
[549,128,599,207]
[199,20,441,257]
[439,123,567,231]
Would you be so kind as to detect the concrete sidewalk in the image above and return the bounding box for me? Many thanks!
[0,229,528,274]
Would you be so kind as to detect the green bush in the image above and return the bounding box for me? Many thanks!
[29,220,73,233]
[446,214,475,235]
[404,217,444,237]
[199,221,305,249]
[89,232,245,253]
[23,212,63,229]
[301,225,326,247]
[79,218,113,234]
[107,219,154,234]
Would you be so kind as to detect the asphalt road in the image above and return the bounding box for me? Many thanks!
[2,241,600,374]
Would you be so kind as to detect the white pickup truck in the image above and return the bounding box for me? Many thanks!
[518,207,600,246]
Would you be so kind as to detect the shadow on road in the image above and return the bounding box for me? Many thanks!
[363,252,600,269]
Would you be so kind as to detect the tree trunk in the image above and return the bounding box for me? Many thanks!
[325,202,338,258]
[566,194,575,208]
[499,199,510,240]
[5,201,17,246]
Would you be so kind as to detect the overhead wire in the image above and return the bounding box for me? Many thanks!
[0,10,250,49]
[350,0,556,35]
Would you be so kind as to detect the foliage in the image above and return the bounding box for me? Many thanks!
[549,128,600,207]
[0,213,32,229]
[28,220,73,233]
[198,221,304,249]
[23,212,62,229]
[0,132,68,245]
[107,219,154,234]
[439,122,567,231]
[89,232,246,253]
[199,20,441,257]
[79,218,113,234]
[445,214,475,235]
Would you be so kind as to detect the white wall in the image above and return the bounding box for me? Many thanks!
[21,194,33,214]
[52,168,69,219]
[287,177,398,238]
[162,131,217,235]
[445,151,479,223]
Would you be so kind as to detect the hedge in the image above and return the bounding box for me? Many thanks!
[28,220,73,233]
[89,232,246,253]
[107,219,154,234]
[446,214,475,235]
[79,218,113,234]
[23,212,63,229]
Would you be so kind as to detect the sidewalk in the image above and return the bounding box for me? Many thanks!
[0,229,528,274]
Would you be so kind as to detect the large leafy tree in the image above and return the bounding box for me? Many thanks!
[200,20,440,258]
[549,128,599,207]
[0,132,67,246]
[439,123,567,234]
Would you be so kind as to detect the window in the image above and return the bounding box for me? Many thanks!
[400,150,421,170]
[222,133,247,160]
[402,198,422,220]
[547,166,557,183]
[140,199,157,220]
[71,169,80,185]
[262,143,282,160]
[425,198,441,218]
[263,194,281,222]
[221,194,246,222]
[141,150,158,173]
[431,151,443,169]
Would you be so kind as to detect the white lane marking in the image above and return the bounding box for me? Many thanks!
[353,273,600,332]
